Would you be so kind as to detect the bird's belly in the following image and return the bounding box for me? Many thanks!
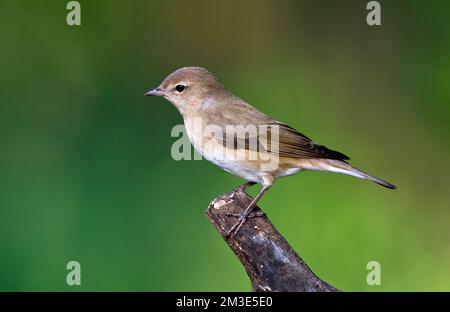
[184,118,302,182]
[186,130,262,182]
[205,154,262,182]
[274,165,302,177]
[196,142,302,182]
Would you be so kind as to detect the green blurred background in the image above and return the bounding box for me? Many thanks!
[0,0,449,291]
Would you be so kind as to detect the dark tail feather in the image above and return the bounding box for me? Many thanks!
[368,176,396,189]
[350,167,396,189]
[327,160,397,189]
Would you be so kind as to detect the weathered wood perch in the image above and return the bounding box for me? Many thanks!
[205,189,339,292]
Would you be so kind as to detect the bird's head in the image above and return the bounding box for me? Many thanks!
[145,67,225,115]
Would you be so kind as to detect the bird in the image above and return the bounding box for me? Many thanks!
[145,66,396,236]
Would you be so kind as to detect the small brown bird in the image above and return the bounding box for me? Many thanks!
[145,67,395,235]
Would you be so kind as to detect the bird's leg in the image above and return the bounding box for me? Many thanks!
[225,211,265,218]
[226,181,259,217]
[226,184,272,237]
[234,181,256,194]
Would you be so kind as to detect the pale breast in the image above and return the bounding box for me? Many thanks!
[183,117,262,182]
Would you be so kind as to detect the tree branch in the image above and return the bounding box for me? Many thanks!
[205,189,339,292]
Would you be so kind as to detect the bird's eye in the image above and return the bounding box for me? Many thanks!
[175,85,186,92]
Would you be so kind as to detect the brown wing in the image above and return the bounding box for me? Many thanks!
[210,120,349,161]
[266,122,350,161]
[203,94,349,161]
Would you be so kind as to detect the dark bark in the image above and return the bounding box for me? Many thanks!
[205,189,339,292]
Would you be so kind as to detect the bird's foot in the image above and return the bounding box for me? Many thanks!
[233,181,256,194]
[225,211,265,218]
[224,210,265,237]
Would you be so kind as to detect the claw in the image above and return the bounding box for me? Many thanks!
[224,210,265,237]
[225,182,271,236]
[233,181,256,194]
[225,211,265,218]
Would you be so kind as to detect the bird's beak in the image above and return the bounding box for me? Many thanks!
[144,87,165,96]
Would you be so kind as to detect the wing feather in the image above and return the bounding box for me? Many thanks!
[203,95,349,161]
